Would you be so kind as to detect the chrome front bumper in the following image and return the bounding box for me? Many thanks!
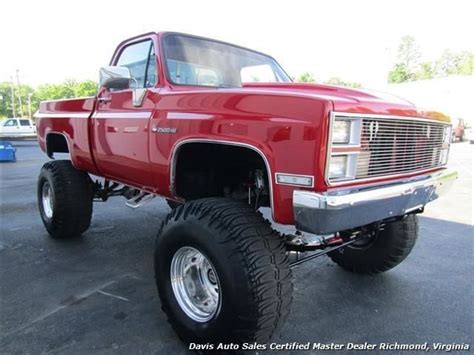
[293,169,458,235]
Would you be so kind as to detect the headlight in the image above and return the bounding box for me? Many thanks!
[439,126,451,165]
[439,148,449,165]
[328,155,348,178]
[332,120,351,144]
[443,126,452,143]
[326,115,361,183]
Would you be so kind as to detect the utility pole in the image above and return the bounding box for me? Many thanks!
[28,93,33,118]
[16,69,24,117]
[9,77,16,118]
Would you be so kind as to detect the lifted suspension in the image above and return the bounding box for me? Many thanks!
[284,224,380,268]
[93,180,128,201]
[92,179,155,208]
[288,237,360,268]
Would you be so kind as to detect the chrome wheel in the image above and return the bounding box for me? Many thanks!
[170,246,220,322]
[42,182,53,219]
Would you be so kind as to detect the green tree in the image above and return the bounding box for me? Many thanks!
[397,35,420,70]
[0,79,98,118]
[36,83,74,101]
[387,36,473,83]
[434,50,474,77]
[0,82,14,118]
[388,63,415,83]
[415,62,435,80]
[74,80,98,97]
[435,50,464,76]
[324,77,361,88]
[459,52,474,75]
[36,80,97,102]
[296,72,316,83]
[388,36,421,83]
[0,82,36,118]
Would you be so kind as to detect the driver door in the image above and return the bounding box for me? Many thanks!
[92,39,158,189]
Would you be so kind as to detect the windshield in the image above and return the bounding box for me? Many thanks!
[162,34,291,87]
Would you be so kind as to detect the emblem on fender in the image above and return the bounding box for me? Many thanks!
[152,127,177,133]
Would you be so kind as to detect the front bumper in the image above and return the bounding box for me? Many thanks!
[293,169,458,235]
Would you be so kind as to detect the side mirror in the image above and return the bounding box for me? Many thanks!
[99,66,131,89]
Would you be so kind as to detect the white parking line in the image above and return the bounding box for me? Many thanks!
[98,290,129,302]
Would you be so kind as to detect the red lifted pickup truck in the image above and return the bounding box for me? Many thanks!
[35,32,457,345]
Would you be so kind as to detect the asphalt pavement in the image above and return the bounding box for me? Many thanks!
[0,140,472,354]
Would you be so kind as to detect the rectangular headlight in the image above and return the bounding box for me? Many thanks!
[332,120,351,144]
[439,149,449,165]
[329,155,348,178]
[443,126,452,143]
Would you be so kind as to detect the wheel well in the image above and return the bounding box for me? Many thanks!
[173,143,271,207]
[46,133,69,158]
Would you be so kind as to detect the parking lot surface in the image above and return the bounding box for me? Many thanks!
[0,140,472,354]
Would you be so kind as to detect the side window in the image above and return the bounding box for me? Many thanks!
[20,120,30,126]
[4,119,18,127]
[116,40,157,88]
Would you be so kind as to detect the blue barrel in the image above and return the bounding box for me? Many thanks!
[0,141,17,162]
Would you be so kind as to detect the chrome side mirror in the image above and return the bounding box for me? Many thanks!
[99,66,131,89]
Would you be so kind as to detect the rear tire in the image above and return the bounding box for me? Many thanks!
[329,215,419,275]
[37,160,93,238]
[154,198,292,345]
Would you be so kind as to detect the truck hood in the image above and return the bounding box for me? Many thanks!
[242,82,450,122]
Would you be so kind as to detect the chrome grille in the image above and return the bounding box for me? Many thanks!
[355,117,447,179]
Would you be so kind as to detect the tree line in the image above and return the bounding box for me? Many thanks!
[0,80,98,119]
[388,36,473,83]
[295,72,362,88]
[295,36,473,87]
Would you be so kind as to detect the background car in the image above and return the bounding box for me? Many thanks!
[0,118,36,138]
[451,117,466,142]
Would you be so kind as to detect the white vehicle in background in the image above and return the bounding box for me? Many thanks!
[0,118,36,138]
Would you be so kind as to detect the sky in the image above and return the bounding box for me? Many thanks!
[0,0,472,89]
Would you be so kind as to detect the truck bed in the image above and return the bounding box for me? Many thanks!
[35,97,98,174]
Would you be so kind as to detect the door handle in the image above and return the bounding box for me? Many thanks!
[98,96,111,104]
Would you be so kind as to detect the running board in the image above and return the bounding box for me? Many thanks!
[125,192,155,209]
